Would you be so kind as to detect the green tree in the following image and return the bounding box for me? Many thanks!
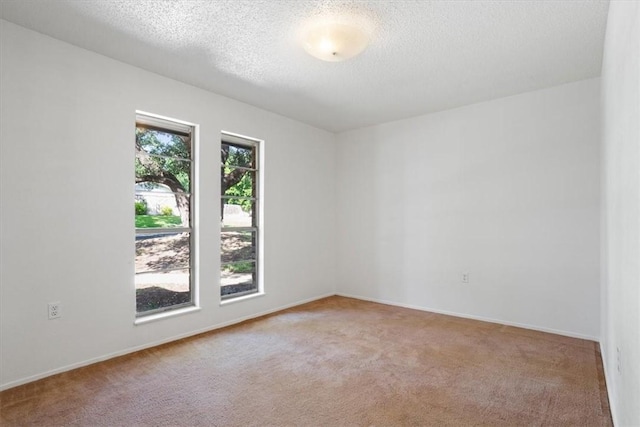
[135,128,192,225]
[221,143,255,217]
[136,129,252,226]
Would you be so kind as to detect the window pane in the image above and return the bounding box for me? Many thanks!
[136,232,190,273]
[221,261,257,298]
[221,200,255,227]
[136,116,194,317]
[220,135,259,301]
[221,142,254,168]
[135,193,190,228]
[136,156,191,192]
[222,168,255,198]
[136,128,190,159]
[221,231,256,263]
[136,269,191,313]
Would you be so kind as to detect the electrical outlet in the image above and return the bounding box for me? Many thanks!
[48,302,61,319]
[462,273,469,284]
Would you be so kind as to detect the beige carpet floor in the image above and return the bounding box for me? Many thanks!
[1,296,612,426]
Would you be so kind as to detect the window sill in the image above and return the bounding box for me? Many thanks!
[134,305,201,325]
[220,292,265,306]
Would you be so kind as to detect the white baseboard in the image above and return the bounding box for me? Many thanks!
[336,292,600,342]
[0,292,335,392]
[1,292,601,392]
[599,342,618,426]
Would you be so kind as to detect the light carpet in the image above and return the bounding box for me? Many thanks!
[0,296,612,426]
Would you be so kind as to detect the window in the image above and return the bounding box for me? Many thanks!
[135,113,195,316]
[221,134,260,300]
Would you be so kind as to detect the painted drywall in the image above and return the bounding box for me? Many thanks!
[600,1,640,425]
[336,78,601,339]
[0,20,336,389]
[0,14,612,394]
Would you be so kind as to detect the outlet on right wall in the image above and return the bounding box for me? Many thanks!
[601,1,640,425]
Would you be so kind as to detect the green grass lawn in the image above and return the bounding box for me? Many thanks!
[135,215,182,228]
[223,260,254,274]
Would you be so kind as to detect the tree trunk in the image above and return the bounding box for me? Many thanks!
[136,171,190,227]
[174,192,190,227]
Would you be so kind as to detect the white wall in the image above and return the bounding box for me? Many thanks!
[0,14,616,396]
[600,1,640,425]
[0,20,336,390]
[336,79,601,339]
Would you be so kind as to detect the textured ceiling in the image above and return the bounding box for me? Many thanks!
[0,0,609,132]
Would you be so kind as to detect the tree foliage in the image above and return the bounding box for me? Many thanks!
[135,127,191,225]
[135,129,252,225]
[221,143,255,213]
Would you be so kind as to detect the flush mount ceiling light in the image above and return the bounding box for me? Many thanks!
[302,22,370,62]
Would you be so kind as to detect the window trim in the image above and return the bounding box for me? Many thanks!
[220,131,263,302]
[135,111,198,318]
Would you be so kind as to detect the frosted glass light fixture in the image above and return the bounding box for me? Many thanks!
[302,22,370,62]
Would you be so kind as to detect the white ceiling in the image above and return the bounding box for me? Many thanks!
[0,0,609,132]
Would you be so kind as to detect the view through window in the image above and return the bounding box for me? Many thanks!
[221,135,260,300]
[135,114,194,315]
